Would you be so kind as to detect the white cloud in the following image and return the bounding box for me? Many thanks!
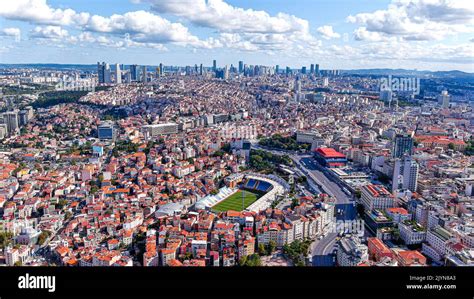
[85,10,206,46]
[348,0,474,41]
[0,0,217,49]
[62,31,169,50]
[30,25,69,40]
[0,27,21,39]
[0,0,322,55]
[142,0,310,34]
[0,0,89,26]
[139,0,320,52]
[353,27,392,42]
[317,25,341,39]
[334,39,473,65]
[218,33,259,51]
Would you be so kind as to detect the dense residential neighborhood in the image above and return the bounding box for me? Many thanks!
[0,62,472,268]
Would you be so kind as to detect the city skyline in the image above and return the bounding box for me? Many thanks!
[0,0,473,71]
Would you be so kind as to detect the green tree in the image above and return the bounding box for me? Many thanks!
[37,231,51,245]
[0,232,13,249]
[64,211,73,220]
[240,254,261,266]
[267,240,276,255]
[258,243,266,256]
[355,190,362,199]
[238,255,248,266]
[56,199,68,209]
[297,176,307,184]
[90,185,99,194]
[291,198,299,209]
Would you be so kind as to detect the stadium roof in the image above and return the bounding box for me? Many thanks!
[314,147,346,159]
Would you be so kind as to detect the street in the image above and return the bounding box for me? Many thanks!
[250,143,358,266]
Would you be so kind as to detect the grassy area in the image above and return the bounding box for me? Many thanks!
[212,190,260,212]
[259,134,310,152]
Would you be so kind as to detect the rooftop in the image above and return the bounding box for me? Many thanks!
[314,147,346,159]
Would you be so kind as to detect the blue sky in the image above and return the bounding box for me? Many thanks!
[0,0,472,71]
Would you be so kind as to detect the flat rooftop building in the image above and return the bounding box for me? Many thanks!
[313,147,347,168]
[360,184,394,212]
[98,121,116,140]
[142,123,179,138]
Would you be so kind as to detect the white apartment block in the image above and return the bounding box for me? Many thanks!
[399,222,427,245]
[360,184,394,212]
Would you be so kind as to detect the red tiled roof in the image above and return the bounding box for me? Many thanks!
[386,207,409,215]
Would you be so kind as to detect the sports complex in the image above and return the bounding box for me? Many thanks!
[194,174,286,212]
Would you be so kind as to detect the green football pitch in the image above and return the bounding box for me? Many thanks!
[212,190,260,212]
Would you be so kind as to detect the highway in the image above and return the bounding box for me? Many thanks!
[293,156,356,221]
[250,143,357,265]
[293,156,350,204]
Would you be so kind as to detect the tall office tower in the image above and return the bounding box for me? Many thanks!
[24,106,34,120]
[380,90,393,102]
[130,64,138,81]
[213,60,217,72]
[0,124,7,139]
[104,63,111,83]
[2,110,19,135]
[224,65,229,80]
[115,63,122,84]
[315,64,320,76]
[18,110,28,126]
[253,65,259,76]
[125,71,131,84]
[194,64,198,74]
[437,90,450,108]
[159,63,163,76]
[98,62,111,84]
[393,134,414,158]
[295,79,302,93]
[286,66,291,76]
[199,64,203,75]
[141,65,147,82]
[301,66,307,74]
[238,61,244,74]
[310,64,315,74]
[97,62,105,84]
[392,157,419,192]
[323,77,329,87]
[275,65,280,74]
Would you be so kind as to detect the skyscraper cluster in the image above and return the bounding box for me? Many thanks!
[0,107,34,139]
[98,62,163,84]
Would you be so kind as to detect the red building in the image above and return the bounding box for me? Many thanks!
[367,237,393,262]
[313,147,347,168]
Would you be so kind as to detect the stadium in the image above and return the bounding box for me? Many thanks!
[194,174,285,212]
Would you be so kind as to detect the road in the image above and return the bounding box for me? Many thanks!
[251,143,358,265]
[293,156,356,221]
[294,156,350,204]
[311,233,337,266]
